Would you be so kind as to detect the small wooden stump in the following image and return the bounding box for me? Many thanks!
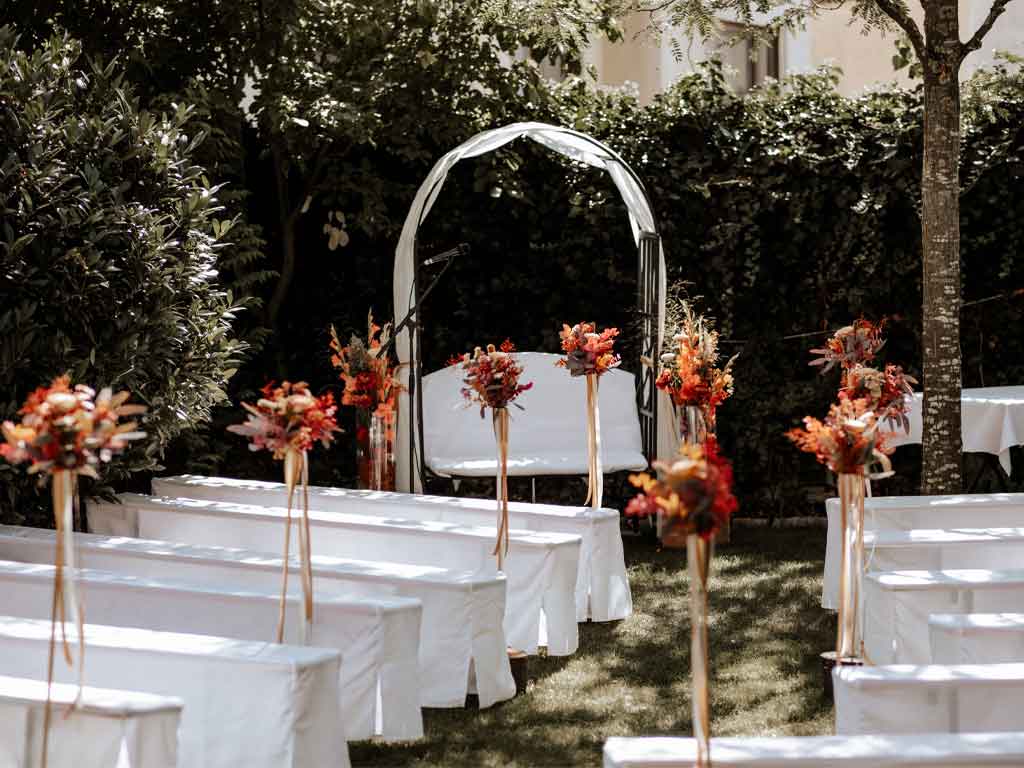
[508,648,529,696]
[820,651,863,701]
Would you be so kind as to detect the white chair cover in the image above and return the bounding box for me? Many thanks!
[822,493,1024,609]
[0,524,513,710]
[0,558,422,742]
[89,494,582,656]
[0,675,180,768]
[0,616,347,768]
[603,734,1024,767]
[834,663,1024,735]
[930,613,1024,663]
[153,474,632,623]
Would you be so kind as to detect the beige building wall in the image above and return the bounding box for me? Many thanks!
[587,2,1024,101]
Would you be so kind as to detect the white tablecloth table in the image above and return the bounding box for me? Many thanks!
[0,558,422,741]
[930,613,1024,663]
[0,616,347,768]
[823,493,1024,608]
[890,387,1024,473]
[603,734,1024,767]
[0,675,181,768]
[154,474,632,623]
[834,663,1024,734]
[0,525,512,710]
[90,494,582,656]
[864,569,1024,663]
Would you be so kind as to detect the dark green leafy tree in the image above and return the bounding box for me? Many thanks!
[0,28,246,521]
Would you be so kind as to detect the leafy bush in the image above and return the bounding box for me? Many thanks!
[0,28,246,522]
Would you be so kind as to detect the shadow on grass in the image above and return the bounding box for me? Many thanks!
[349,526,834,767]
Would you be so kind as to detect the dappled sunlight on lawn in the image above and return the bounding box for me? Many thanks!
[350,526,832,767]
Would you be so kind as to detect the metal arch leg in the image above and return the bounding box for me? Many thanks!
[531,477,536,504]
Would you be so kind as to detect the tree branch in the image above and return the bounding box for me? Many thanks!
[962,0,1014,59]
[873,0,925,61]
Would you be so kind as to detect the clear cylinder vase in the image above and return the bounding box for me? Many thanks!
[680,404,708,446]
[836,472,866,661]
[368,411,396,491]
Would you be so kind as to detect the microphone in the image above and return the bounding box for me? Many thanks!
[422,243,469,267]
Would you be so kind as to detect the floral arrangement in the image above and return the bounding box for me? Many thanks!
[556,322,621,377]
[656,302,736,425]
[453,340,533,417]
[625,437,738,541]
[329,310,399,419]
[228,381,340,459]
[841,363,917,432]
[0,376,146,478]
[808,318,886,376]
[786,397,894,477]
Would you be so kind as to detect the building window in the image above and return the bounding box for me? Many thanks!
[715,22,780,93]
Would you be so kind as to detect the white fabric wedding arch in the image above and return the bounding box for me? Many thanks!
[392,121,674,492]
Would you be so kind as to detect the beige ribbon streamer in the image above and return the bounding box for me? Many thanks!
[42,470,86,768]
[584,374,603,510]
[492,408,511,571]
[688,533,712,768]
[836,473,866,660]
[277,450,314,644]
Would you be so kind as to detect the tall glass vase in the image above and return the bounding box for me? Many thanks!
[836,473,866,661]
[368,411,396,491]
[679,404,708,446]
[688,533,712,768]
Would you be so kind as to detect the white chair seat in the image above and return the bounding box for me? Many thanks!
[0,675,181,768]
[0,524,513,710]
[864,568,1024,663]
[822,493,1024,609]
[834,663,1024,735]
[89,493,582,656]
[930,613,1024,663]
[0,616,346,768]
[603,734,1024,767]
[0,558,422,742]
[423,352,647,477]
[153,474,632,623]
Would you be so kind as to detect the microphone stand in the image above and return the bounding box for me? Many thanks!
[377,253,457,363]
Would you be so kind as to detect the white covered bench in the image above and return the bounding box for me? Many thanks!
[89,494,582,656]
[930,613,1024,664]
[864,569,1024,664]
[834,663,1024,735]
[0,675,182,768]
[603,734,1024,767]
[823,493,1024,609]
[0,616,347,768]
[153,474,632,623]
[0,525,513,710]
[0,558,422,742]
[423,352,647,477]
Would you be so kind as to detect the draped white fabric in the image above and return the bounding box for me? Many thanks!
[0,524,513,711]
[930,613,1024,664]
[154,474,632,623]
[0,616,347,768]
[822,493,1024,609]
[90,494,582,656]
[0,557,422,742]
[603,734,1024,767]
[834,663,1024,735]
[863,569,1024,664]
[393,122,670,491]
[0,676,181,768]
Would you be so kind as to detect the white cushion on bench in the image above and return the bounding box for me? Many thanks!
[88,494,582,656]
[153,474,632,623]
[822,493,1024,609]
[423,352,647,476]
[834,663,1024,735]
[0,616,346,768]
[930,613,1024,664]
[0,524,512,710]
[0,675,181,768]
[603,734,1024,767]
[0,557,422,742]
[864,569,1024,664]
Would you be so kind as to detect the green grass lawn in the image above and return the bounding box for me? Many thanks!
[351,525,834,767]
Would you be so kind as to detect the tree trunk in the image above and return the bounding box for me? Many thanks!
[267,142,297,333]
[919,0,964,494]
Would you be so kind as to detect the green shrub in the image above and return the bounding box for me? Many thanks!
[0,28,246,523]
